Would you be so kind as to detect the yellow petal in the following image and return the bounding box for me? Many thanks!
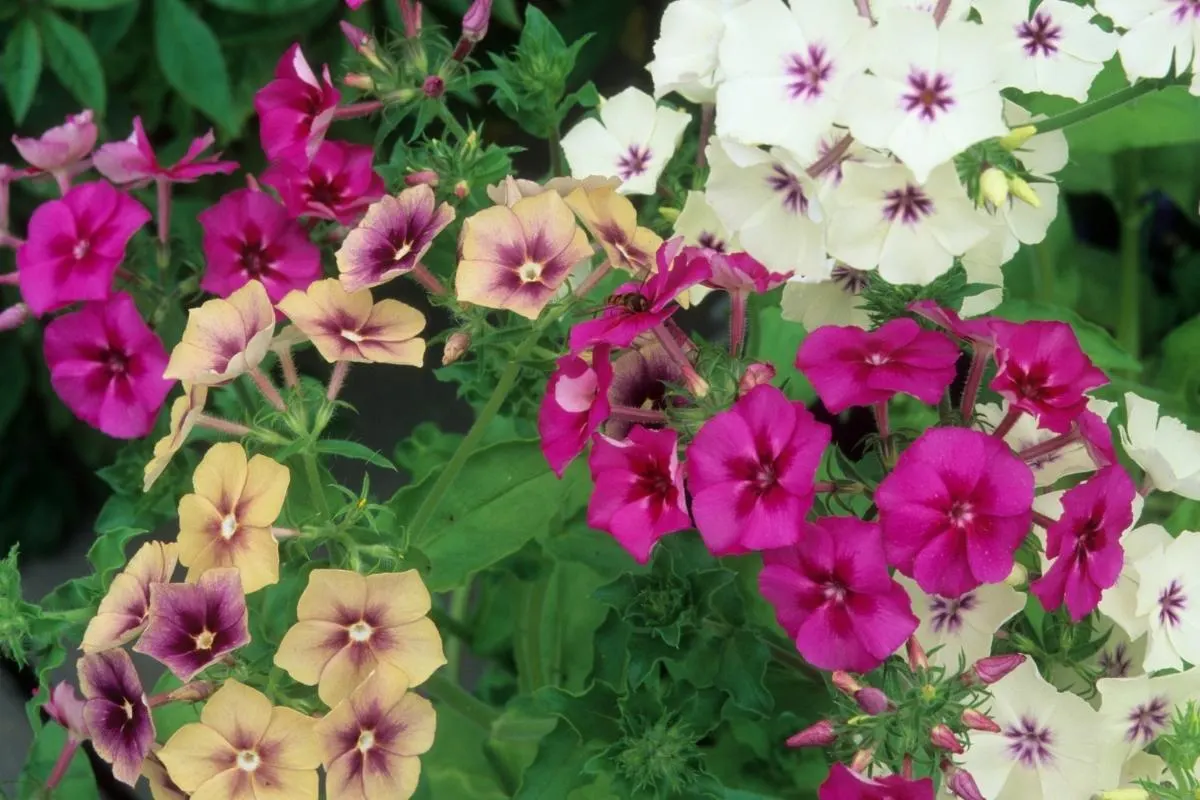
[199,680,274,745]
[375,617,446,687]
[227,526,281,594]
[124,541,179,586]
[82,574,145,652]
[510,191,581,260]
[189,769,254,800]
[144,750,189,800]
[361,754,420,800]
[363,299,426,342]
[382,693,437,757]
[261,707,321,770]
[274,620,345,686]
[144,385,208,492]
[192,443,249,508]
[364,571,432,628]
[297,570,367,622]
[312,696,360,769]
[252,766,319,800]
[158,723,236,792]
[177,494,223,567]
[239,454,290,528]
[459,205,523,263]
[358,337,426,367]
[318,643,379,708]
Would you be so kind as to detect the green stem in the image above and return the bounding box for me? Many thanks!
[1033,239,1055,304]
[549,127,563,178]
[444,587,471,683]
[302,451,332,520]
[424,671,499,731]
[1033,76,1185,136]
[516,576,547,693]
[1115,149,1144,360]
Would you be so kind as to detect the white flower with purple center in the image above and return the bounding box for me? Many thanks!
[1098,669,1200,762]
[826,159,986,284]
[704,137,826,278]
[842,11,1006,183]
[560,87,691,195]
[975,0,1119,101]
[977,397,1118,487]
[675,190,741,305]
[1096,0,1200,96]
[715,0,870,162]
[780,264,871,331]
[894,575,1024,670]
[961,660,1122,800]
[870,0,972,21]
[1099,522,1172,641]
[648,0,750,103]
[1133,530,1200,671]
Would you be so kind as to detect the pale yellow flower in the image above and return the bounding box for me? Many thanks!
[164,280,275,385]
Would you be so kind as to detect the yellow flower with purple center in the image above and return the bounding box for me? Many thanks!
[164,280,275,385]
[177,442,289,594]
[82,541,178,652]
[143,749,188,800]
[314,665,436,800]
[143,383,208,492]
[274,569,445,707]
[133,568,251,682]
[78,649,155,786]
[455,191,593,320]
[565,185,661,273]
[277,278,426,366]
[336,186,455,292]
[158,679,320,800]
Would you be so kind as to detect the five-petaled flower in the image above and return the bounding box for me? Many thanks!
[564,185,662,274]
[143,384,209,492]
[278,278,427,366]
[817,762,934,800]
[538,346,613,477]
[255,43,341,162]
[82,540,178,652]
[164,280,277,385]
[262,139,384,225]
[94,117,238,186]
[78,649,155,786]
[336,186,456,292]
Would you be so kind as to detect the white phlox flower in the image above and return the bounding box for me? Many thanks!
[1119,391,1200,500]
[992,102,1068,246]
[977,397,1118,487]
[674,191,740,305]
[1096,0,1200,96]
[1098,522,1173,642]
[648,0,750,103]
[960,219,1019,317]
[780,265,871,330]
[894,575,1025,670]
[1133,530,1200,672]
[1098,668,1200,763]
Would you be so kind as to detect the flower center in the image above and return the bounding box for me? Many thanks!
[785,45,833,101]
[194,629,216,650]
[240,243,272,278]
[72,239,91,261]
[753,463,777,492]
[929,592,977,633]
[348,620,373,643]
[882,185,934,225]
[1018,11,1062,57]
[902,71,954,121]
[1126,696,1171,742]
[518,261,543,283]
[1158,580,1187,627]
[831,265,869,295]
[822,578,848,604]
[357,729,376,753]
[236,750,261,772]
[864,351,890,366]
[1173,0,1200,22]
[341,328,365,343]
[1098,643,1132,678]
[766,165,808,215]
[947,500,974,529]
[1004,716,1054,767]
[616,145,652,181]
[697,232,727,253]
[121,699,134,719]
[104,350,129,375]
[220,514,238,540]
[393,241,413,262]
[308,177,343,209]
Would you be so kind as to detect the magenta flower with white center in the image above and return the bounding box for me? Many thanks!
[133,568,251,682]
[254,43,341,162]
[587,426,691,564]
[759,516,918,672]
[198,188,321,304]
[93,117,238,187]
[538,345,612,477]
[42,293,172,439]
[77,649,155,786]
[12,110,97,186]
[817,762,933,800]
[262,139,384,225]
[336,185,456,292]
[795,318,960,413]
[687,384,830,554]
[17,181,151,315]
[876,427,1034,597]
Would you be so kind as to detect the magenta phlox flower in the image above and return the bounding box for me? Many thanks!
[262,139,383,224]
[254,43,341,162]
[77,649,155,786]
[43,293,172,439]
[990,320,1108,433]
[12,110,97,182]
[818,763,934,800]
[17,181,150,315]
[198,188,321,303]
[687,384,830,554]
[1031,466,1136,621]
[760,517,918,672]
[538,345,612,477]
[587,426,691,563]
[796,318,961,413]
[705,251,789,294]
[93,117,237,187]
[877,427,1034,597]
[1077,408,1117,468]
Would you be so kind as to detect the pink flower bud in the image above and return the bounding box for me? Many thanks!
[339,20,371,50]
[453,180,469,199]
[344,73,376,91]
[906,636,929,671]
[398,0,422,38]
[832,671,863,696]
[930,724,964,754]
[442,331,470,365]
[738,362,776,396]
[849,748,874,773]
[167,681,214,704]
[0,303,30,332]
[461,0,492,43]
[961,708,1001,733]
[786,720,836,748]
[854,688,889,716]
[12,111,97,175]
[404,170,439,188]
[422,75,445,98]
[969,653,1026,685]
[945,767,986,800]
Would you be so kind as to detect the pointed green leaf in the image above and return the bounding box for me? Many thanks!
[40,12,106,112]
[154,0,237,134]
[315,439,397,471]
[2,19,42,124]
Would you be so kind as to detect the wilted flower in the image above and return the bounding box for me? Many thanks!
[82,541,178,652]
[164,280,276,385]
[336,186,456,292]
[538,346,613,477]
[12,110,97,186]
[78,649,155,786]
[564,185,662,273]
[274,569,446,707]
[278,279,427,365]
[134,568,251,681]
[143,384,209,492]
[262,140,384,224]
[255,43,340,162]
[94,117,238,186]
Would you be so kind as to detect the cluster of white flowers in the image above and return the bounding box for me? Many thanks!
[557,0,1199,332]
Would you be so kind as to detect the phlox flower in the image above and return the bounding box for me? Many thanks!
[17,181,151,315]
[198,189,322,304]
[336,185,456,292]
[82,541,178,652]
[1098,669,1200,763]
[43,681,89,742]
[255,43,340,162]
[675,191,739,305]
[538,346,613,477]
[93,117,238,186]
[314,666,436,800]
[278,279,427,366]
[274,569,446,707]
[1095,0,1200,96]
[560,87,691,195]
[606,339,683,439]
[716,0,870,161]
[1031,466,1137,622]
[817,763,932,800]
[842,11,1005,183]
[648,0,749,103]
[1097,522,1170,643]
[826,160,987,284]
[142,750,188,800]
[164,280,276,385]
[975,0,1118,101]
[43,293,172,439]
[143,383,209,492]
[705,138,826,278]
[134,567,250,681]
[564,185,662,273]
[895,576,1024,671]
[485,175,621,207]
[687,384,831,554]
[877,427,1034,597]
[12,110,96,185]
[587,426,691,564]
[158,680,320,800]
[705,252,788,296]
[959,219,1018,317]
[795,318,959,413]
[780,267,871,331]
[77,649,155,786]
[759,517,918,672]
[1120,391,1200,500]
[961,659,1124,800]
[1132,530,1200,672]
[177,443,289,594]
[455,191,592,319]
[978,397,1117,487]
[262,140,384,224]
[990,320,1108,434]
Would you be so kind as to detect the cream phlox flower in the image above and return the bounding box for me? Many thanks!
[1098,522,1173,642]
[1098,668,1200,762]
[842,10,1006,182]
[1095,0,1200,96]
[1133,530,1200,672]
[894,575,1024,670]
[715,0,870,162]
[870,0,971,20]
[675,191,739,305]
[648,0,749,103]
[780,266,871,331]
[1119,391,1200,500]
[560,88,690,195]
[959,219,1018,317]
[978,397,1118,487]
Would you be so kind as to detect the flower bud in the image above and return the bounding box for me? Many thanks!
[442,331,470,365]
[461,0,492,43]
[343,73,376,91]
[945,767,986,800]
[786,720,836,748]
[404,170,440,188]
[968,653,1026,685]
[0,303,30,332]
[906,636,929,671]
[961,708,1001,733]
[979,167,1009,206]
[929,723,964,754]
[339,20,370,50]
[999,125,1038,151]
[1004,562,1028,588]
[454,180,469,199]
[738,362,776,396]
[398,0,422,38]
[1008,176,1041,208]
[854,688,889,716]
[832,671,863,696]
[849,748,874,773]
[422,75,445,99]
[1097,790,1150,800]
[168,681,214,704]
[658,206,681,223]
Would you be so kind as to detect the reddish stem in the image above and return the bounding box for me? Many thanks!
[959,345,991,421]
[249,368,287,412]
[991,407,1023,440]
[334,101,384,120]
[573,260,613,298]
[609,406,668,425]
[696,103,715,169]
[1032,510,1058,530]
[194,414,253,437]
[806,134,853,178]
[0,271,19,285]
[729,290,748,357]
[932,0,952,24]
[278,347,300,389]
[0,232,24,250]
[44,737,80,791]
[855,0,875,21]
[410,263,448,296]
[874,401,890,440]
[271,526,301,540]
[1018,429,1080,463]
[652,324,709,398]
[155,177,171,247]
[326,360,351,402]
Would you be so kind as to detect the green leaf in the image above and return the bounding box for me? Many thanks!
[154,0,237,134]
[315,439,397,471]
[715,630,773,718]
[515,721,597,799]
[87,526,147,587]
[0,337,29,434]
[207,0,326,14]
[39,12,106,112]
[2,19,42,124]
[50,0,135,8]
[1159,314,1200,402]
[89,1,143,56]
[990,298,1141,374]
[17,724,100,800]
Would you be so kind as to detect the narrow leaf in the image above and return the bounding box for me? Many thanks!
[315,439,397,471]
[154,0,237,134]
[39,12,106,112]
[2,19,42,124]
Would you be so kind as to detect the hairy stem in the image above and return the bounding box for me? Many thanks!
[609,406,669,425]
[991,407,1023,440]
[1034,77,1184,136]
[729,290,748,357]
[806,134,853,178]
[249,368,287,412]
[410,263,448,296]
[1115,149,1144,360]
[194,414,253,437]
[44,737,79,791]
[302,450,331,520]
[959,346,991,421]
[696,103,715,170]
